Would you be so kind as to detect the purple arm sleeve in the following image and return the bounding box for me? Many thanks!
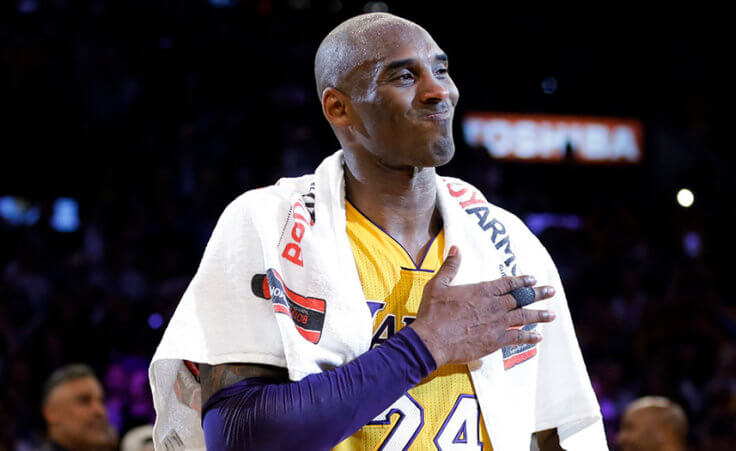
[201,327,436,451]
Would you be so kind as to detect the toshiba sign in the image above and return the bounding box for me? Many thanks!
[462,113,644,163]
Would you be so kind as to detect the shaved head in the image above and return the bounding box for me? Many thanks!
[618,396,688,451]
[314,12,458,169]
[625,396,688,440]
[314,13,427,98]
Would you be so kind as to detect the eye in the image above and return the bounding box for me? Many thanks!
[435,67,449,76]
[394,73,414,82]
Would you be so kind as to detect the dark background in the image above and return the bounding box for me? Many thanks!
[1,1,732,449]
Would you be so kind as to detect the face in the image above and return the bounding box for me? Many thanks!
[617,407,665,451]
[43,377,116,449]
[346,24,459,168]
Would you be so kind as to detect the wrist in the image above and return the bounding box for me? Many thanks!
[407,322,445,368]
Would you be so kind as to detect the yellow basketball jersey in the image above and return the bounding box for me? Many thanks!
[334,201,492,451]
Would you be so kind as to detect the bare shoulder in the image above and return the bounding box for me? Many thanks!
[199,362,289,406]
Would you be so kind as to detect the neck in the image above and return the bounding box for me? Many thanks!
[343,150,442,264]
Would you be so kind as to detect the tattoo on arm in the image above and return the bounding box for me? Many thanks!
[199,363,289,406]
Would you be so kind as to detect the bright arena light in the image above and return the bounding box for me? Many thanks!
[677,188,694,208]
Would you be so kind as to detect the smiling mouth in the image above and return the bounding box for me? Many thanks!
[420,110,453,121]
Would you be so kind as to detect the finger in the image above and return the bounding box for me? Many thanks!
[499,285,555,310]
[501,328,543,347]
[510,286,535,307]
[433,246,461,287]
[504,308,555,327]
[533,285,555,302]
[484,275,536,297]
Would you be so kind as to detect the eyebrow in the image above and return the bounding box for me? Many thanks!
[385,53,448,71]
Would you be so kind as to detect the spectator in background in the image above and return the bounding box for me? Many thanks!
[617,396,687,451]
[41,364,117,451]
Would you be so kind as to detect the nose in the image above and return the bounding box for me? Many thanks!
[92,399,107,418]
[418,73,450,104]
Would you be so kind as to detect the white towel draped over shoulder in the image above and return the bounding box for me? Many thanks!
[149,150,607,450]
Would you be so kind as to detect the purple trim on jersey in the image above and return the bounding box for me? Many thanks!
[453,421,468,444]
[414,231,439,270]
[433,394,484,450]
[347,199,441,270]
[400,266,435,273]
[202,327,436,451]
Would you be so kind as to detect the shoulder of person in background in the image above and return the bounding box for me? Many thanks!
[120,424,154,451]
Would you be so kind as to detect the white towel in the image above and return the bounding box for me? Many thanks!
[149,150,607,450]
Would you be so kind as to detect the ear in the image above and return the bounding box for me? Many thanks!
[43,403,58,426]
[321,87,353,128]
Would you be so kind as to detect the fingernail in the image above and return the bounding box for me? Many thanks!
[448,245,458,257]
[545,287,555,296]
[524,275,536,285]
[531,332,542,340]
[542,311,555,321]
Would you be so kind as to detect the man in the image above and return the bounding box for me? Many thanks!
[150,13,606,450]
[617,397,688,451]
[41,364,118,451]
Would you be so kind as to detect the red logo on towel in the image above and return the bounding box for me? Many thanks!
[281,199,314,267]
[251,270,326,344]
[502,325,538,370]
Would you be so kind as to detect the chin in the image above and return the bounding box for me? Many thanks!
[427,137,455,167]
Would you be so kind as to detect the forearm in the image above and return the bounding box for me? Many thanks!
[202,327,436,451]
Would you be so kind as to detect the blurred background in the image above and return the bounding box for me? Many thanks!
[0,1,732,449]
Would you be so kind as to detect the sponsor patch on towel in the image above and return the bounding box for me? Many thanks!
[251,270,326,344]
